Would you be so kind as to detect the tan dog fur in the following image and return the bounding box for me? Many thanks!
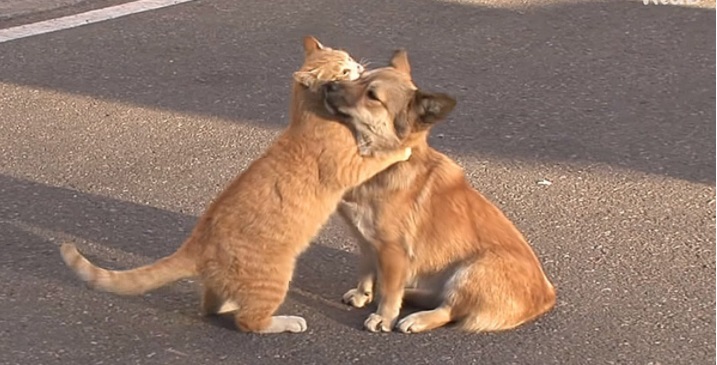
[324,51,556,333]
[59,37,410,334]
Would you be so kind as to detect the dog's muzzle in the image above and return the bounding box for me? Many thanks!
[323,81,341,94]
[322,82,349,117]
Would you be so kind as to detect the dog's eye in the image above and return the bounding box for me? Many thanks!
[367,89,380,101]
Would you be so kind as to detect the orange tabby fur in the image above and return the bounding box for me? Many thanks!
[324,51,556,334]
[59,37,410,334]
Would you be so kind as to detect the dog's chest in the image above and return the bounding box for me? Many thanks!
[340,196,380,244]
[352,203,378,242]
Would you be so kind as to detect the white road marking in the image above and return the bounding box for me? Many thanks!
[0,0,196,44]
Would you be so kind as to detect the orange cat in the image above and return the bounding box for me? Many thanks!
[59,36,411,334]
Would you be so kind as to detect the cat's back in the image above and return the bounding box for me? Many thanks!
[198,130,337,244]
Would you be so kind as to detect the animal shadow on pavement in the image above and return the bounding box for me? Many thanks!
[0,174,368,331]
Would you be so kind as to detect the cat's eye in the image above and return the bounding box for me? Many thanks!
[342,68,351,75]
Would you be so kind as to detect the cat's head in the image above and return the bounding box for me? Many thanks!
[293,36,365,91]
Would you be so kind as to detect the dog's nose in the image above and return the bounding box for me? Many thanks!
[323,82,340,93]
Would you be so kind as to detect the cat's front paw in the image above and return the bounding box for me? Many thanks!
[402,147,412,161]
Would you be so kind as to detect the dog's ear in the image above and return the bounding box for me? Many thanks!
[303,36,324,56]
[390,49,411,75]
[293,70,317,89]
[414,91,456,126]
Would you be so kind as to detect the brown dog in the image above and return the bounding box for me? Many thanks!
[323,50,556,333]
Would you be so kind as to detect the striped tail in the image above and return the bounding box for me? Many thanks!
[59,242,197,296]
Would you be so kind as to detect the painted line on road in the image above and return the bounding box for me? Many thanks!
[0,0,196,44]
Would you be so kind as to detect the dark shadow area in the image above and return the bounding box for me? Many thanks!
[0,173,364,329]
[0,0,713,183]
[0,173,713,363]
[0,172,463,347]
[0,175,554,353]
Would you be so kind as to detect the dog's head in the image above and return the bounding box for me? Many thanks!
[322,50,456,155]
[293,36,365,91]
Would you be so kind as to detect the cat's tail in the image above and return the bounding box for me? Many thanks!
[59,241,197,296]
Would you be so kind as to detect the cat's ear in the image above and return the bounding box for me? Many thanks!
[293,70,324,91]
[293,70,316,88]
[303,36,325,56]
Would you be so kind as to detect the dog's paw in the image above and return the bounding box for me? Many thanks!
[364,313,395,333]
[342,288,373,308]
[397,313,429,334]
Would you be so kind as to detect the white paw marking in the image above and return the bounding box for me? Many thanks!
[270,315,307,334]
[216,300,239,314]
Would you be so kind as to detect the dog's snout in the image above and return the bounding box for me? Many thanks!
[323,82,340,93]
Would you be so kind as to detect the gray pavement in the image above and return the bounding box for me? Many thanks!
[0,0,133,26]
[0,0,714,364]
[0,0,87,20]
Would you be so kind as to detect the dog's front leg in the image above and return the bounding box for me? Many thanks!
[338,201,377,308]
[364,241,409,333]
[342,238,376,308]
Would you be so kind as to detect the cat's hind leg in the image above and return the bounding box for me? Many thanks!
[200,286,233,315]
[228,265,307,334]
[233,306,307,334]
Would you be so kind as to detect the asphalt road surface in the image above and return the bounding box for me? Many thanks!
[0,0,714,364]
